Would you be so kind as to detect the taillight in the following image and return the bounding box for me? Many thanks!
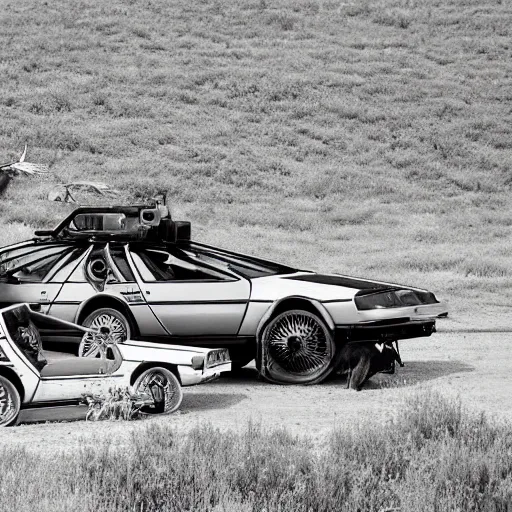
[395,289,421,306]
[355,290,402,310]
[355,288,439,310]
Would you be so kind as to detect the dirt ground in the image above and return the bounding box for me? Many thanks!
[1,325,511,455]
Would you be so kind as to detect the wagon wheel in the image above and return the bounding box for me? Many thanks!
[261,309,335,384]
[0,376,20,427]
[133,367,183,415]
[79,308,130,357]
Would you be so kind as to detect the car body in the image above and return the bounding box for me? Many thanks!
[0,303,231,426]
[0,203,447,384]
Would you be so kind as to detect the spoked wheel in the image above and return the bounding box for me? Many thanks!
[261,309,335,384]
[133,367,183,415]
[80,308,130,357]
[0,376,20,427]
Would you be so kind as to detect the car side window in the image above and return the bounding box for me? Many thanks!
[109,245,136,282]
[0,245,72,283]
[49,247,88,282]
[130,248,229,282]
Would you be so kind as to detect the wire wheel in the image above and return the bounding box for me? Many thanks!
[262,309,335,384]
[0,376,20,427]
[80,308,130,357]
[133,367,183,415]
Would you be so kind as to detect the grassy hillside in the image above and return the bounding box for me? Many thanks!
[1,0,511,327]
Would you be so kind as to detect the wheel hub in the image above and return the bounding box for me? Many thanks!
[139,371,172,412]
[287,335,303,352]
[89,314,126,341]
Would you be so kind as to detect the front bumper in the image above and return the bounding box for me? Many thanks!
[335,317,436,344]
[177,362,232,386]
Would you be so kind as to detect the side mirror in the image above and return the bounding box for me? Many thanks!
[34,230,54,237]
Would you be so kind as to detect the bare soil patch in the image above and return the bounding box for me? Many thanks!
[2,330,510,454]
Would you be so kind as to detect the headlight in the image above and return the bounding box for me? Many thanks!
[191,355,205,370]
[206,349,230,369]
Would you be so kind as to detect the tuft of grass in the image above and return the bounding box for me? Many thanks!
[81,386,154,421]
[461,259,509,278]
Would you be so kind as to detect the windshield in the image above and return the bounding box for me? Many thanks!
[130,247,231,282]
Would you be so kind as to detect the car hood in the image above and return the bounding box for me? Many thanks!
[249,271,439,304]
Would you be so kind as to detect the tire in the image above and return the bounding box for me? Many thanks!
[80,308,131,357]
[133,367,183,415]
[0,376,20,427]
[260,309,336,385]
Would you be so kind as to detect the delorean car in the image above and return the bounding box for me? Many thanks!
[0,201,447,386]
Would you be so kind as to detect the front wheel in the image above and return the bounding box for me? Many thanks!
[0,376,20,427]
[260,309,336,384]
[133,367,183,415]
[80,308,131,357]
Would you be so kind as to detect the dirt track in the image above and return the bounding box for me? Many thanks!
[2,330,511,454]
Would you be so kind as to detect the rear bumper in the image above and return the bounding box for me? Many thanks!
[335,318,436,344]
[177,362,232,386]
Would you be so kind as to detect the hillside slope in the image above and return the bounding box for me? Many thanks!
[1,0,511,327]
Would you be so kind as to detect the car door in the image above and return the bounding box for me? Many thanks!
[0,242,77,311]
[126,245,250,337]
[49,244,108,323]
[31,366,125,403]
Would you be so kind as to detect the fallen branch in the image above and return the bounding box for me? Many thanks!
[48,181,120,203]
[0,145,49,176]
[0,145,49,195]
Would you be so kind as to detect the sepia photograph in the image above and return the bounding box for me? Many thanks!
[0,0,511,509]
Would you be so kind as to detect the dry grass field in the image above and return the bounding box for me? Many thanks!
[2,385,512,511]
[2,332,512,510]
[1,0,511,328]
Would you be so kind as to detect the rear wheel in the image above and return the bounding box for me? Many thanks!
[0,376,20,427]
[261,309,335,384]
[133,367,183,415]
[80,308,130,357]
